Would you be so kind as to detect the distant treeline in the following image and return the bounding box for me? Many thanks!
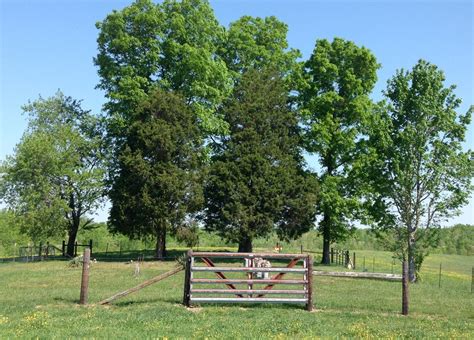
[1,209,471,257]
[334,224,473,256]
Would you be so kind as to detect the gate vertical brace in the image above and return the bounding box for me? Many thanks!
[183,250,192,307]
[306,255,313,311]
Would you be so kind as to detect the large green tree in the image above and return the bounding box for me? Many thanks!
[204,68,318,252]
[0,92,105,256]
[299,38,380,264]
[108,89,203,259]
[96,0,230,249]
[365,60,473,282]
[95,0,231,139]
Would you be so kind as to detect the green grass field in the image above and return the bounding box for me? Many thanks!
[0,250,472,338]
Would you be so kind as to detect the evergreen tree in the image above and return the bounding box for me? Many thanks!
[204,68,318,252]
[108,89,203,259]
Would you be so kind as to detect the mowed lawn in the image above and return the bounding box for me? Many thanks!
[0,251,472,338]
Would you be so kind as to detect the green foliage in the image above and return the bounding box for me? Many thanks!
[95,0,231,137]
[0,92,105,252]
[437,224,474,255]
[175,223,200,248]
[364,60,474,281]
[0,210,29,257]
[220,15,301,88]
[108,89,203,257]
[299,38,380,262]
[204,68,318,251]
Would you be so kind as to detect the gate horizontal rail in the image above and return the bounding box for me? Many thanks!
[183,250,313,311]
[191,279,307,284]
[191,267,307,273]
[191,297,308,303]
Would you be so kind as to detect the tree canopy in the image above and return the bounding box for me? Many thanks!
[108,88,203,258]
[95,0,231,137]
[0,92,105,256]
[220,15,301,87]
[299,38,380,264]
[204,68,318,252]
[364,60,473,281]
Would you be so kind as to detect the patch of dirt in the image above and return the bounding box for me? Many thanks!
[186,306,202,313]
[310,308,323,313]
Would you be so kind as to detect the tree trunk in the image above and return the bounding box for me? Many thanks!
[66,217,80,257]
[321,214,331,265]
[402,258,409,315]
[238,235,252,253]
[408,231,417,282]
[155,228,166,259]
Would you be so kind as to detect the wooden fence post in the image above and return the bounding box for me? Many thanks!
[74,241,78,257]
[330,248,334,264]
[89,239,93,257]
[438,263,442,288]
[471,267,473,294]
[79,248,91,305]
[183,250,192,307]
[353,252,356,270]
[306,255,313,311]
[62,240,65,257]
[402,259,409,315]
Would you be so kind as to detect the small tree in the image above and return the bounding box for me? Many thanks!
[365,60,473,282]
[108,89,203,259]
[204,68,318,252]
[0,92,105,256]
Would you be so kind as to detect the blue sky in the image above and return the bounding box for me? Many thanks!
[1,0,473,224]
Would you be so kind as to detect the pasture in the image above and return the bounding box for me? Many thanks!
[0,250,472,338]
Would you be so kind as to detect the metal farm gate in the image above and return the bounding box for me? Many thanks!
[183,251,313,311]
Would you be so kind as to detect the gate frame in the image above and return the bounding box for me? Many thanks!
[183,250,313,311]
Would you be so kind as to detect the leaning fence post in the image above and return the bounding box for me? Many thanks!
[306,255,313,311]
[183,250,192,307]
[79,248,91,305]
